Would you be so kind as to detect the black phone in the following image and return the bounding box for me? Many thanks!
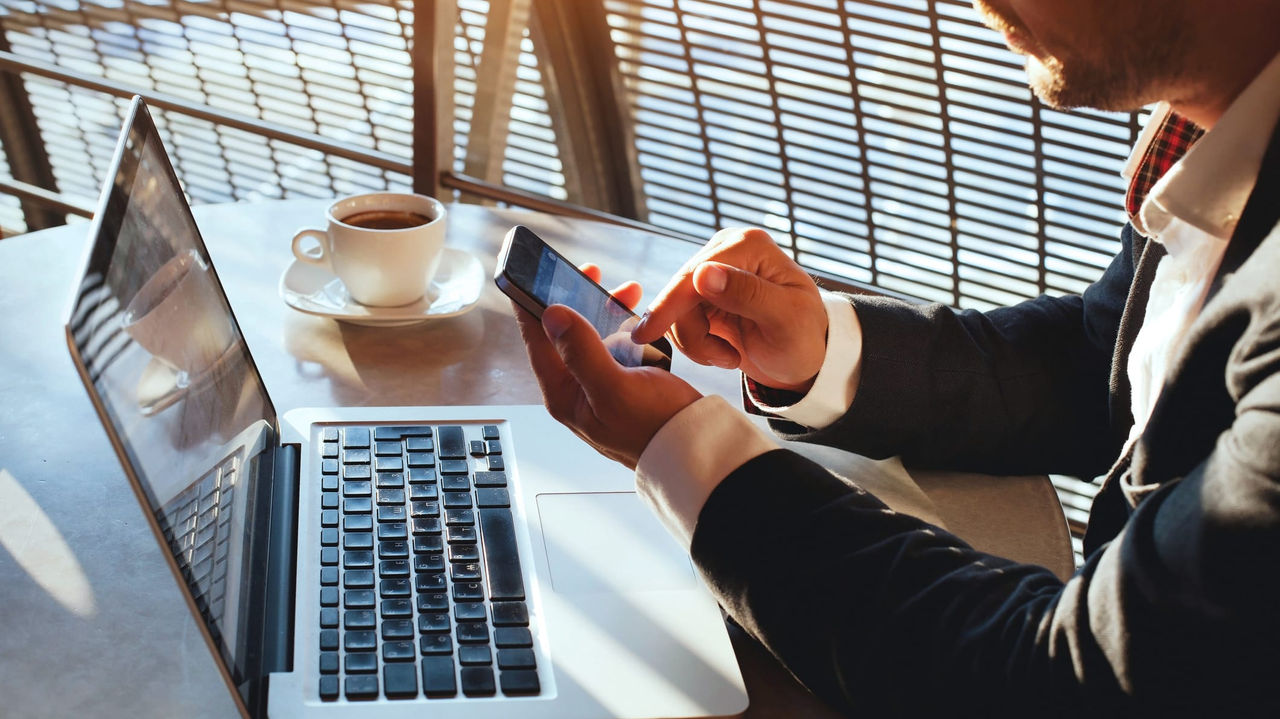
[495,225,674,370]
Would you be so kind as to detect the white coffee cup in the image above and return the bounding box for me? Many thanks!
[291,193,447,307]
[121,248,237,378]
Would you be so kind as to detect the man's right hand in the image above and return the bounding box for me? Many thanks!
[630,227,828,393]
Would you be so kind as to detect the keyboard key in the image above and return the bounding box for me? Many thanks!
[405,436,434,451]
[344,497,373,514]
[487,456,505,472]
[344,589,376,608]
[320,528,338,546]
[479,508,526,600]
[378,505,408,524]
[319,652,339,674]
[345,674,378,700]
[454,602,486,621]
[407,452,435,468]
[416,573,446,592]
[320,547,338,566]
[321,492,338,510]
[443,492,472,509]
[495,627,533,648]
[381,598,412,618]
[476,488,510,508]
[377,523,408,540]
[470,440,487,456]
[320,587,338,607]
[322,428,339,442]
[459,645,492,666]
[343,449,371,464]
[421,656,458,696]
[319,629,338,651]
[383,640,416,662]
[439,459,469,475]
[374,441,401,456]
[446,509,475,526]
[343,480,371,497]
[345,570,375,588]
[418,592,449,612]
[321,510,339,527]
[412,518,443,535]
[344,551,374,569]
[384,663,418,698]
[414,536,444,553]
[457,622,490,644]
[491,602,530,626]
[437,426,466,459]
[482,425,500,440]
[345,652,377,673]
[379,540,409,558]
[500,669,540,695]
[345,609,376,629]
[453,582,484,601]
[343,427,371,448]
[408,467,437,483]
[344,533,373,550]
[376,472,405,489]
[381,559,410,577]
[418,613,450,633]
[381,578,411,597]
[377,488,406,505]
[449,544,480,563]
[344,515,373,531]
[486,440,502,454]
[441,475,470,491]
[419,633,453,656]
[375,456,404,472]
[342,464,372,480]
[321,475,339,492]
[321,459,339,475]
[319,675,338,701]
[415,554,445,572]
[375,426,417,441]
[447,526,477,543]
[498,648,537,670]
[462,667,496,697]
[345,630,377,651]
[451,563,482,581]
[320,607,338,628]
[410,484,439,501]
[411,501,440,518]
[320,567,338,586]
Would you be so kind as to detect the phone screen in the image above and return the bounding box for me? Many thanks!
[496,226,672,369]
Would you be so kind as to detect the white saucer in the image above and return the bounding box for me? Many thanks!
[279,247,484,327]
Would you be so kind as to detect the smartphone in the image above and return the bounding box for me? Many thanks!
[495,225,673,370]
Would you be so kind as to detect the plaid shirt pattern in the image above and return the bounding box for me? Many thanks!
[1126,111,1206,218]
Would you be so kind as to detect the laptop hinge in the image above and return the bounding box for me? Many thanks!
[262,443,299,677]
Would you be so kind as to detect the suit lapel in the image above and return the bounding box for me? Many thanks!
[1206,114,1280,303]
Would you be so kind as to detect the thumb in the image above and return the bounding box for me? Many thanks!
[693,261,790,325]
[542,304,625,401]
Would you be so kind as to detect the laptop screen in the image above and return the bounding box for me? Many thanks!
[65,99,277,708]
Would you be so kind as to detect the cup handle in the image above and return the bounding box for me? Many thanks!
[292,228,329,266]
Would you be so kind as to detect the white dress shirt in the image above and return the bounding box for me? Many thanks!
[635,52,1280,549]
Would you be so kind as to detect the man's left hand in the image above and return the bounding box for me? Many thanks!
[513,300,703,470]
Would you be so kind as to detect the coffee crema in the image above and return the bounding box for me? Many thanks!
[341,209,432,230]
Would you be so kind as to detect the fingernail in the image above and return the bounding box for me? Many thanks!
[543,310,571,339]
[632,310,650,336]
[701,264,727,295]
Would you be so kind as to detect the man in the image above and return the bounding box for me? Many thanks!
[515,0,1280,715]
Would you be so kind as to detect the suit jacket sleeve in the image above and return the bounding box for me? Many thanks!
[773,225,1144,479]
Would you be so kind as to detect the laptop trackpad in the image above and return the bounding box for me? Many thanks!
[535,492,697,595]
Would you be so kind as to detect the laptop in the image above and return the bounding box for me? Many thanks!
[65,97,748,719]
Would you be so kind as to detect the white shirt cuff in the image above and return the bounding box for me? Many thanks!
[748,291,863,429]
[634,395,781,549]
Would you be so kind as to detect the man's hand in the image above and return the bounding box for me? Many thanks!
[512,265,702,470]
[631,227,827,393]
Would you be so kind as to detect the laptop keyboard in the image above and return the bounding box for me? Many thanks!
[316,423,540,702]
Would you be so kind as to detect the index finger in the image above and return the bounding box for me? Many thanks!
[629,266,703,344]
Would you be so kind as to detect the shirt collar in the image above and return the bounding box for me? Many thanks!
[1129,52,1280,244]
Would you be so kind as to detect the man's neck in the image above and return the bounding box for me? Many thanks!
[1169,6,1280,129]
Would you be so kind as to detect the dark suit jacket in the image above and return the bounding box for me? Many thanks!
[690,118,1280,717]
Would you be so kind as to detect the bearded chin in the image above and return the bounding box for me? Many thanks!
[1025,53,1168,113]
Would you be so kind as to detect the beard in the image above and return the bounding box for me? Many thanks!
[972,0,1193,112]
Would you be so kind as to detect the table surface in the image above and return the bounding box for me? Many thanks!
[0,199,846,718]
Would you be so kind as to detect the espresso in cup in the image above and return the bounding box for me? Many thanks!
[292,193,447,307]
